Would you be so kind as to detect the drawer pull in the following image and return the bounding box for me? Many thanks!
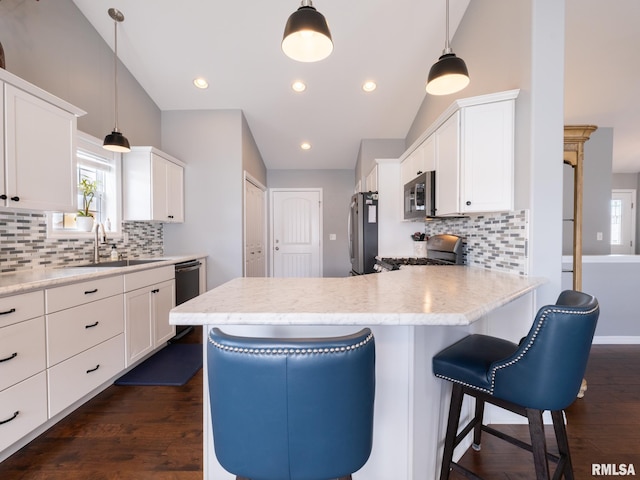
[86,364,100,374]
[0,352,18,363]
[84,289,98,295]
[85,321,99,329]
[0,411,19,425]
[151,288,160,294]
[0,308,16,316]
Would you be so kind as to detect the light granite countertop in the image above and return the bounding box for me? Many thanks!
[0,255,206,297]
[170,266,545,326]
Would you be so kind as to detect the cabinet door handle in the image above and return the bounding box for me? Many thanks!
[10,196,20,202]
[466,201,471,206]
[0,352,18,363]
[84,288,98,295]
[167,215,174,219]
[151,288,160,294]
[0,308,16,316]
[0,411,19,425]
[0,194,7,200]
[85,321,99,329]
[86,364,100,373]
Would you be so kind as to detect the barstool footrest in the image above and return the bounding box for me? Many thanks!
[481,424,561,464]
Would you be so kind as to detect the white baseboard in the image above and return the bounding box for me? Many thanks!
[593,336,640,344]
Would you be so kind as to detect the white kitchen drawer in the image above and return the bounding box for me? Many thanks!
[124,265,174,292]
[0,291,44,328]
[0,372,48,452]
[48,334,124,418]
[46,295,124,367]
[45,275,123,313]
[0,317,46,391]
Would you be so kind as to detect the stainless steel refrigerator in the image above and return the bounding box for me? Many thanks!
[348,192,379,275]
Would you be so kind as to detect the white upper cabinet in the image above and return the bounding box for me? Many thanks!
[1,70,85,211]
[402,89,518,217]
[459,100,515,213]
[365,164,378,192]
[123,147,185,223]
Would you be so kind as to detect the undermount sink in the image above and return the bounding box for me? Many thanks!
[75,259,166,268]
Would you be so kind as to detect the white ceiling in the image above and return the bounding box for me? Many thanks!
[71,0,639,173]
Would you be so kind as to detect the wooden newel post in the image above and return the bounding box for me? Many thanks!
[563,125,597,292]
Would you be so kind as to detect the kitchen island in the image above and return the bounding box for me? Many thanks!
[170,266,545,480]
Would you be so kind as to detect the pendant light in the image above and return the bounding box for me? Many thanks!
[426,0,470,96]
[282,0,333,63]
[103,8,131,152]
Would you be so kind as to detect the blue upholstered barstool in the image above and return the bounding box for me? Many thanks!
[207,327,376,480]
[432,290,599,480]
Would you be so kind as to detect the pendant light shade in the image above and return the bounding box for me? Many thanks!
[426,0,470,96]
[282,0,333,63]
[103,8,131,153]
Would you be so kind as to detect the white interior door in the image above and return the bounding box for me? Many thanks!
[244,176,267,277]
[611,189,636,254]
[271,189,322,277]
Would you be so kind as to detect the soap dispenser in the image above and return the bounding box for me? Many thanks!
[110,244,119,261]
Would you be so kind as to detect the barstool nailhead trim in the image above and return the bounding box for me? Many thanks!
[208,332,374,355]
[435,304,600,395]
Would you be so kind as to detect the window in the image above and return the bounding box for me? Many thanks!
[49,132,122,237]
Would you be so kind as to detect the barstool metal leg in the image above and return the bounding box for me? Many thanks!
[526,408,551,480]
[440,383,465,480]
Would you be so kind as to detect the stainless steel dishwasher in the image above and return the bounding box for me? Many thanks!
[171,259,202,341]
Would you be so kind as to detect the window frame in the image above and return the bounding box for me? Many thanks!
[47,131,123,239]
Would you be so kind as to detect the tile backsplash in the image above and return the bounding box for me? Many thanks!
[0,209,163,273]
[424,210,529,275]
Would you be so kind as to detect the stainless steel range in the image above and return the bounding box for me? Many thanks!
[374,234,463,272]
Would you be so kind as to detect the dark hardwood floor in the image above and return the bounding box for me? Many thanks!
[1,340,639,479]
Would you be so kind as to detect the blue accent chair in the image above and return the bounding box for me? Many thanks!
[207,327,376,480]
[432,290,599,480]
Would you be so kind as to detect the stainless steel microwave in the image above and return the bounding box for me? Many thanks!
[404,171,436,220]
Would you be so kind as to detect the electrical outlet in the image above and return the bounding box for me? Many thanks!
[597,232,603,241]
[329,234,337,241]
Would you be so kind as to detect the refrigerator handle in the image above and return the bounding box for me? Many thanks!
[347,201,355,261]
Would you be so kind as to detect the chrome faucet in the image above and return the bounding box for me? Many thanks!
[94,223,108,263]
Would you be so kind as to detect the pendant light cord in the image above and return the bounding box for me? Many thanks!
[113,18,119,133]
[444,0,451,54]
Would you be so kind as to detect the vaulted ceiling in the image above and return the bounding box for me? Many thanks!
[72,0,639,173]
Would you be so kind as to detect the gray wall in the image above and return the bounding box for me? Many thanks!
[0,0,161,147]
[162,110,246,290]
[267,170,355,277]
[563,128,613,255]
[405,0,566,307]
[355,139,406,190]
[242,114,267,185]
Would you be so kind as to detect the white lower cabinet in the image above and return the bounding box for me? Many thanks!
[47,334,124,418]
[0,372,48,452]
[0,316,46,391]
[46,295,124,367]
[124,266,175,367]
[0,262,186,459]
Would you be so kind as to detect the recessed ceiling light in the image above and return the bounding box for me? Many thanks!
[193,77,209,89]
[362,81,377,92]
[292,81,307,92]
[300,142,312,150]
